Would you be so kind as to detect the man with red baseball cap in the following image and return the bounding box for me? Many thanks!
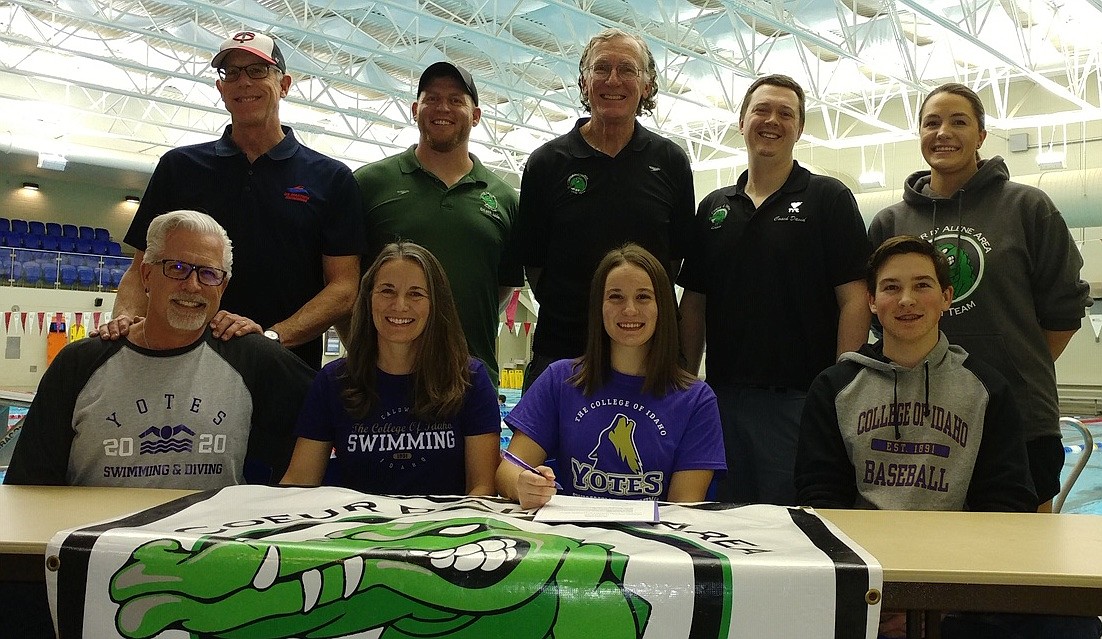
[101,30,366,370]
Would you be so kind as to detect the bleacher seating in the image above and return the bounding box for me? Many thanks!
[1,216,129,290]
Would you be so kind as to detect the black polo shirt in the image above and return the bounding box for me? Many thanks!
[126,125,366,368]
[513,118,695,360]
[678,162,871,391]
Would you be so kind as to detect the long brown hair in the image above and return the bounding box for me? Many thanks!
[569,243,695,396]
[341,242,470,419]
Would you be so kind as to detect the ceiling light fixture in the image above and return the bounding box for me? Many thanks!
[1035,150,1066,170]
[22,182,40,191]
[37,152,67,171]
[858,170,885,188]
[124,195,140,203]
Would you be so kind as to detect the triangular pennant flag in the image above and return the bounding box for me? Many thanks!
[504,289,520,326]
[1090,315,1102,340]
[4,311,10,333]
[21,312,28,333]
[93,312,102,328]
[38,312,47,334]
[523,322,532,336]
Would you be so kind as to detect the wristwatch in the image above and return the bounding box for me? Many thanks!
[263,329,281,343]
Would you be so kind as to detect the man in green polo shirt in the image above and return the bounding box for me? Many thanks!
[354,62,520,383]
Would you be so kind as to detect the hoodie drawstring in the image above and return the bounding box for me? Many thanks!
[892,369,901,439]
[924,361,932,418]
[892,362,932,440]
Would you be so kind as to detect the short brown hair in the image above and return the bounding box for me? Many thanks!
[919,82,985,132]
[866,235,952,295]
[738,74,806,127]
[569,243,695,396]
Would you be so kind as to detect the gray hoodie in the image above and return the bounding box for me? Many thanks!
[870,156,1091,442]
[795,334,1037,512]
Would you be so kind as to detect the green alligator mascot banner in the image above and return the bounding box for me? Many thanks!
[45,486,881,638]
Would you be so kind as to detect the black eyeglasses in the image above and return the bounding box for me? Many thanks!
[217,63,276,82]
[156,260,228,286]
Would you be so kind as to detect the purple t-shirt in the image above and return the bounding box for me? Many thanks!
[506,359,725,500]
[294,358,499,495]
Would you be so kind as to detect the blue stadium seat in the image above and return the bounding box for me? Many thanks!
[21,233,43,250]
[59,264,77,287]
[75,238,93,254]
[41,235,59,252]
[10,219,28,235]
[76,265,95,287]
[21,261,42,286]
[78,225,95,241]
[0,217,9,233]
[45,222,63,237]
[42,261,59,286]
[62,223,78,239]
[58,237,76,253]
[107,241,123,256]
[94,227,111,242]
[91,239,109,255]
[28,221,45,236]
[0,230,8,247]
[109,268,125,288]
[7,261,21,282]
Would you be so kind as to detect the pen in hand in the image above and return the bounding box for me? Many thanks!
[501,449,563,490]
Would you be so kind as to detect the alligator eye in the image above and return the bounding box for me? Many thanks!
[437,524,481,536]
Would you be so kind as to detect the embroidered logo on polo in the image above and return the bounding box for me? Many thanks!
[479,191,502,220]
[567,173,588,194]
[925,228,990,313]
[284,185,311,203]
[708,205,728,229]
[648,165,661,172]
[773,201,807,222]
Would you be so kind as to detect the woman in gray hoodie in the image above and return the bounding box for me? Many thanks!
[869,83,1091,513]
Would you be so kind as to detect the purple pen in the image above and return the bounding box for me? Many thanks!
[501,449,563,490]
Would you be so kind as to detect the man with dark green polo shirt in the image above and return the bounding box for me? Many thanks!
[354,61,520,383]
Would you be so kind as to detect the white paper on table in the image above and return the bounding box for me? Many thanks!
[532,494,659,523]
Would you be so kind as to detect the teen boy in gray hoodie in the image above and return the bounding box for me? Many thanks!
[795,235,1036,512]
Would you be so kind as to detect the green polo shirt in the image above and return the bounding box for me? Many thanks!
[354,145,521,382]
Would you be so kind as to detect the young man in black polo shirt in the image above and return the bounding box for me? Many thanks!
[678,74,872,506]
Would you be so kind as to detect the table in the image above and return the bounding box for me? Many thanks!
[3,486,1101,620]
[0,485,194,581]
[818,508,1102,616]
